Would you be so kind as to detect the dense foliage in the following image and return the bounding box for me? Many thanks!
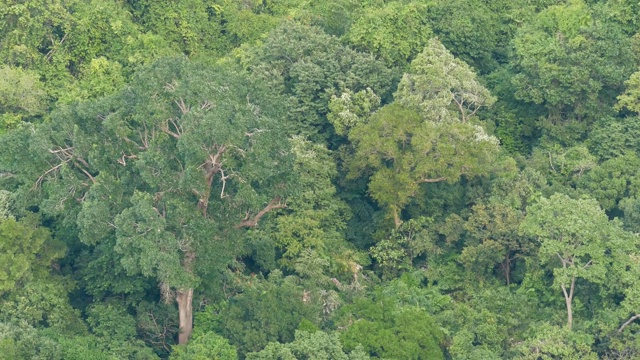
[1,0,640,358]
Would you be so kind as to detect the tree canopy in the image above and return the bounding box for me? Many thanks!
[2,0,640,358]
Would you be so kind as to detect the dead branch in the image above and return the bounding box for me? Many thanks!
[235,196,286,228]
[549,152,557,172]
[48,146,74,155]
[164,81,177,91]
[49,146,74,162]
[452,93,467,123]
[205,145,226,184]
[142,121,153,149]
[172,118,184,136]
[75,156,91,169]
[196,145,228,216]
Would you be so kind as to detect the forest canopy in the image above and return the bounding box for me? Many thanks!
[1,0,640,359]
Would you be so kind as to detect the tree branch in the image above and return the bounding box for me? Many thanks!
[74,162,96,184]
[34,161,68,189]
[452,93,467,123]
[419,177,447,183]
[161,119,182,139]
[175,97,190,115]
[619,314,640,333]
[235,196,286,228]
[197,145,227,216]
[219,168,230,199]
[117,153,138,166]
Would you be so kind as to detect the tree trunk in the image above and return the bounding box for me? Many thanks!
[392,207,402,229]
[503,254,511,286]
[176,249,196,345]
[561,277,575,330]
[176,288,194,344]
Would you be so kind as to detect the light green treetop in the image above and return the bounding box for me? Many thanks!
[395,38,496,124]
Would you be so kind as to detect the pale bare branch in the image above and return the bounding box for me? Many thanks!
[619,314,640,333]
[161,119,182,139]
[34,161,68,189]
[74,163,95,184]
[175,97,190,115]
[117,153,138,166]
[219,168,231,199]
[235,196,287,228]
[419,177,447,183]
[200,100,213,110]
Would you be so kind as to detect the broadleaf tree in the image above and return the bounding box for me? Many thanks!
[3,57,295,344]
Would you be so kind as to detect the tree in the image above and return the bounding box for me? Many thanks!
[0,66,46,131]
[616,69,640,114]
[1,57,295,344]
[369,217,436,278]
[170,332,237,360]
[395,38,496,124]
[511,0,636,132]
[520,194,633,330]
[336,299,445,360]
[127,0,229,58]
[345,1,432,68]
[245,21,397,139]
[461,202,529,285]
[347,103,500,227]
[576,154,640,211]
[247,330,369,360]
[264,136,360,280]
[424,0,501,73]
[0,214,65,295]
[198,271,321,356]
[0,0,75,70]
[344,41,504,228]
[587,116,640,160]
[0,322,62,360]
[516,323,597,360]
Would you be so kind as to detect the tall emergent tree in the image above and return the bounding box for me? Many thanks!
[1,57,294,344]
[346,39,502,227]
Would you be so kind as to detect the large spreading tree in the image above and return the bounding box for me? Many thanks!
[2,57,295,344]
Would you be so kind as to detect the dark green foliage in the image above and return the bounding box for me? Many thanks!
[245,21,398,139]
[587,117,640,160]
[336,298,445,360]
[195,272,320,357]
[425,0,501,73]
